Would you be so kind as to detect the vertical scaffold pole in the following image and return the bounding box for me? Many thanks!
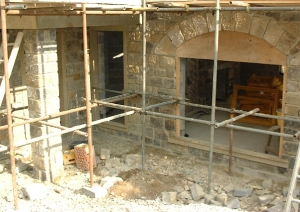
[208,0,221,193]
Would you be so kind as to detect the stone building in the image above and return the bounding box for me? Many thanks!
[1,1,300,182]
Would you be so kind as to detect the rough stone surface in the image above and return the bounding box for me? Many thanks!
[257,194,275,206]
[190,184,205,201]
[162,192,177,204]
[224,199,240,209]
[82,185,108,198]
[262,179,273,189]
[22,183,48,200]
[100,148,111,160]
[233,187,253,197]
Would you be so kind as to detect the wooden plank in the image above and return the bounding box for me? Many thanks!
[169,137,288,168]
[0,32,23,107]
[279,66,287,158]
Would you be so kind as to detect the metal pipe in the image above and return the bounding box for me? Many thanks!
[92,87,124,94]
[208,0,220,194]
[1,0,18,209]
[142,0,147,169]
[5,4,27,10]
[92,99,176,112]
[229,113,234,175]
[82,3,94,188]
[215,108,260,128]
[6,10,140,15]
[92,111,135,125]
[225,124,294,138]
[9,114,88,137]
[14,111,134,149]
[146,111,212,125]
[0,94,129,131]
[180,101,300,124]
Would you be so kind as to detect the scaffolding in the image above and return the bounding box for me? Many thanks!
[1,0,300,210]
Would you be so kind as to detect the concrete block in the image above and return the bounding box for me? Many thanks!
[215,193,228,204]
[190,184,205,201]
[82,185,107,198]
[22,183,48,200]
[258,194,275,206]
[233,187,253,197]
[100,176,123,190]
[225,198,240,209]
[162,192,177,204]
[100,148,110,160]
[262,179,273,189]
[204,193,215,204]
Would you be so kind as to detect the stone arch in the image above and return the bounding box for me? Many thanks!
[154,12,299,64]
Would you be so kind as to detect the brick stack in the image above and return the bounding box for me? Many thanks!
[74,144,96,170]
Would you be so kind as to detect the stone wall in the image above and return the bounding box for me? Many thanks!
[24,29,63,181]
[95,11,300,175]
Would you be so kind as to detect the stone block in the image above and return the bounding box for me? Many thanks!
[125,154,142,167]
[154,36,175,56]
[160,56,175,69]
[179,18,197,41]
[204,193,215,204]
[258,194,275,206]
[25,62,58,75]
[162,192,177,204]
[190,184,205,201]
[26,73,59,88]
[220,12,235,31]
[100,176,123,190]
[210,199,223,206]
[262,179,273,189]
[192,13,208,35]
[148,55,159,67]
[27,86,59,100]
[154,129,168,141]
[287,69,300,82]
[266,203,284,212]
[215,193,228,204]
[100,148,110,160]
[150,116,164,128]
[22,183,48,200]
[82,185,107,198]
[277,32,298,55]
[225,198,240,209]
[15,162,29,174]
[250,16,269,38]
[263,20,284,46]
[24,52,57,65]
[178,191,192,200]
[167,25,184,47]
[234,12,253,33]
[149,76,164,87]
[206,12,216,32]
[233,187,253,197]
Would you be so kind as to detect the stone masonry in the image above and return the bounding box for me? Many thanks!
[95,11,300,175]
[24,29,64,181]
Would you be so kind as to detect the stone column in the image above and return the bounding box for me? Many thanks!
[24,29,64,181]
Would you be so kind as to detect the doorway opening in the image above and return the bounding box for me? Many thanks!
[181,58,283,155]
[98,31,125,125]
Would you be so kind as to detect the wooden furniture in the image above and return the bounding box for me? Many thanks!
[230,85,280,126]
